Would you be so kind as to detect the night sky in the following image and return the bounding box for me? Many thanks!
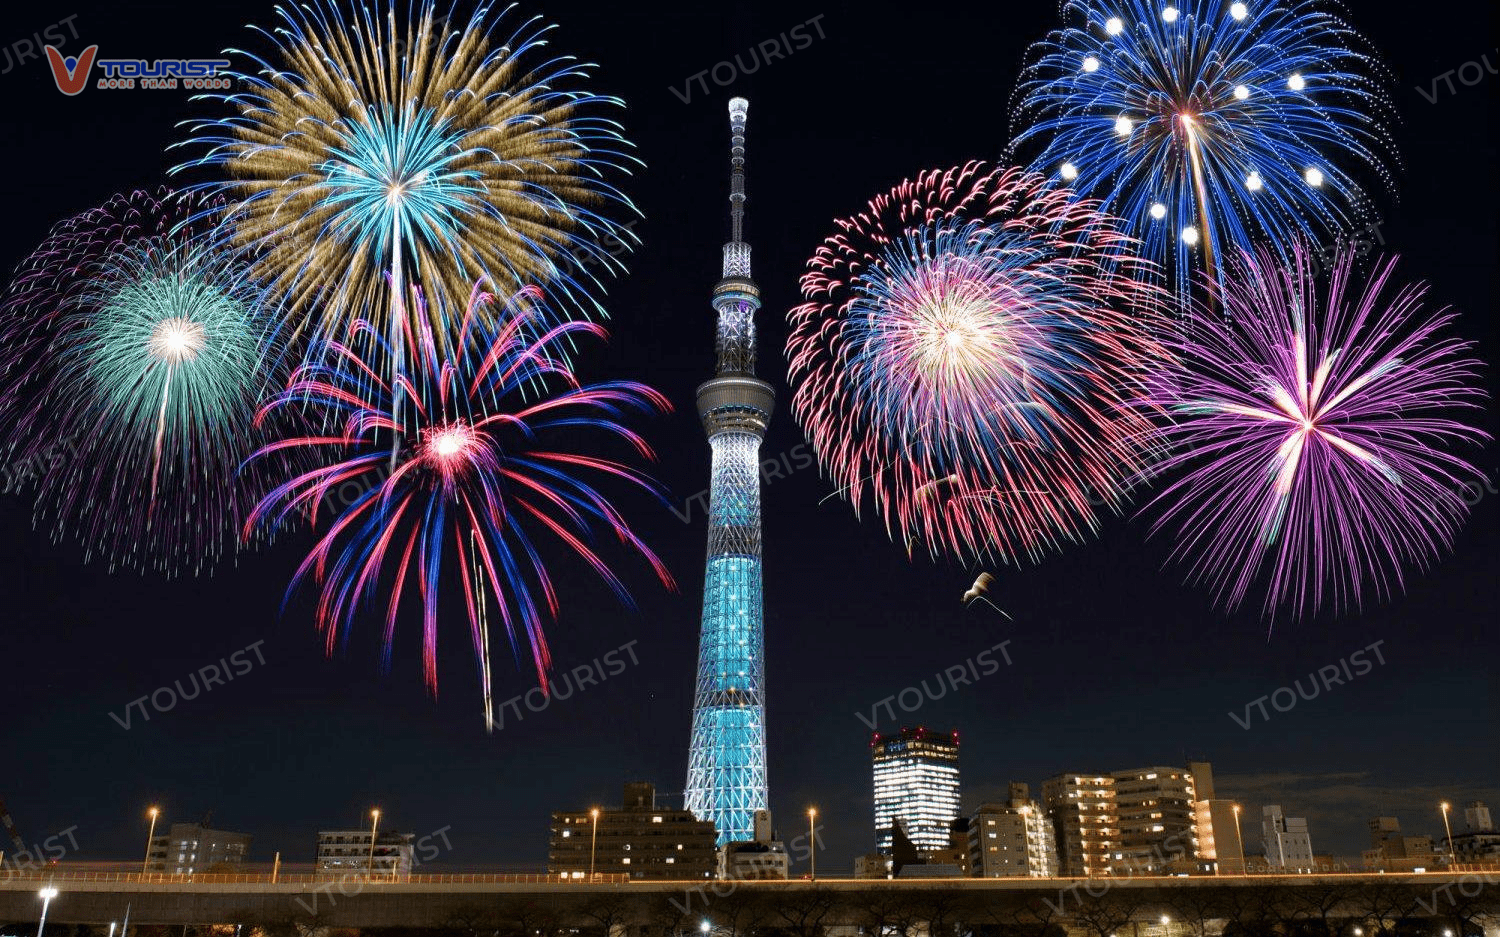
[1,0,1495,875]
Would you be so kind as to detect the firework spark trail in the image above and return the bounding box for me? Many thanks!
[1144,243,1488,618]
[788,162,1170,566]
[174,0,641,391]
[246,281,675,729]
[0,190,288,575]
[1010,0,1397,305]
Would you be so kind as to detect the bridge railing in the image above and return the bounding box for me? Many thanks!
[0,871,631,885]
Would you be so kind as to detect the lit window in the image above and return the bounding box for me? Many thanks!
[622,858,631,865]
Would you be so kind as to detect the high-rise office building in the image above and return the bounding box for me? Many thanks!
[968,782,1058,878]
[1262,805,1315,871]
[1043,773,1118,876]
[684,97,775,848]
[872,727,961,853]
[145,822,251,874]
[550,782,717,880]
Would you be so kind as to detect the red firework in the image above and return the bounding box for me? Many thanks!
[787,162,1170,565]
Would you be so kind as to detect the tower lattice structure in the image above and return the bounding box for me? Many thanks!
[684,97,774,847]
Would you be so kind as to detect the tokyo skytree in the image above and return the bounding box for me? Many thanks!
[684,97,774,846]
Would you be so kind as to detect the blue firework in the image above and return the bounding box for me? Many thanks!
[1010,0,1397,304]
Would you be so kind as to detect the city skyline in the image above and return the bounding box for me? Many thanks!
[0,0,1494,881]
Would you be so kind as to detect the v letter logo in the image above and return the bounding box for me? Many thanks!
[45,44,98,96]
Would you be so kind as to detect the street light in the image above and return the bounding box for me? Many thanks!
[807,808,818,881]
[1440,802,1457,870]
[589,808,600,882]
[37,888,58,937]
[1232,804,1244,875]
[141,807,160,876]
[368,809,381,879]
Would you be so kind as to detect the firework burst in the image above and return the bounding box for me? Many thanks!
[788,162,1170,566]
[1144,244,1487,617]
[246,281,674,729]
[0,190,207,419]
[1010,0,1396,303]
[0,203,284,574]
[175,0,639,382]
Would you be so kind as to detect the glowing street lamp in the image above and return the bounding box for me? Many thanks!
[1232,804,1244,875]
[589,808,600,881]
[37,888,59,937]
[141,807,160,876]
[1440,802,1457,869]
[368,809,381,879]
[807,808,818,881]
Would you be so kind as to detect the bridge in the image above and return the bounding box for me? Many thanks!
[2,869,1497,937]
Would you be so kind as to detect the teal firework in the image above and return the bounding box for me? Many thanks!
[11,237,286,574]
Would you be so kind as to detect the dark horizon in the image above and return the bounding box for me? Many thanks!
[0,0,1495,875]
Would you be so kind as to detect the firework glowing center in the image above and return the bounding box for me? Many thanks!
[865,234,1029,410]
[423,421,479,469]
[148,317,207,363]
[1243,337,1400,499]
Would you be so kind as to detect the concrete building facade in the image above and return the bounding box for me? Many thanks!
[968,782,1058,877]
[1444,801,1500,865]
[1043,773,1117,876]
[1363,817,1437,872]
[316,829,415,878]
[146,822,251,875]
[549,782,716,881]
[1111,766,1201,873]
[1262,805,1316,872]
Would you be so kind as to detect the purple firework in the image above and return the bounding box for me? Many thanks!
[1144,243,1488,618]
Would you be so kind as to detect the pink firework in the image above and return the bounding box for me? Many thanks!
[1145,244,1488,617]
[246,282,674,729]
[787,162,1170,565]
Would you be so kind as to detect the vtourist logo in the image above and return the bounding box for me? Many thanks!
[855,640,1014,729]
[107,640,268,729]
[44,43,231,94]
[43,45,95,95]
[1229,639,1388,729]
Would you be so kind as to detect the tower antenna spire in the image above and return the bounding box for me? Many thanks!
[722,98,752,281]
[728,97,748,248]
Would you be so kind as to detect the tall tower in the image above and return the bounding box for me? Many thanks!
[685,97,774,847]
